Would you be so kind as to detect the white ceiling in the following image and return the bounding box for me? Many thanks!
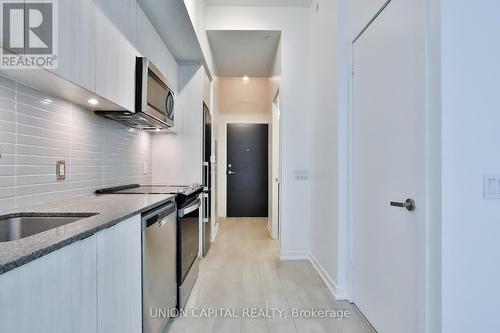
[206,0,312,7]
[207,30,281,78]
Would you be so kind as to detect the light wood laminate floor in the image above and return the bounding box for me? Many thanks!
[166,218,374,333]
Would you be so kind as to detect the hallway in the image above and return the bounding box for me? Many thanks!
[167,218,374,333]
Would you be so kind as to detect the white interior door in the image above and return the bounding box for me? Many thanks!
[351,0,425,332]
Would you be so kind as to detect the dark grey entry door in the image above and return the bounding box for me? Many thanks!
[227,123,269,217]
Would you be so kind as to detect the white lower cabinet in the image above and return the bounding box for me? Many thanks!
[0,236,98,333]
[0,214,143,333]
[97,215,142,333]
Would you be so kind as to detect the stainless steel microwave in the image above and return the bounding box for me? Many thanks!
[136,57,174,127]
[95,57,174,130]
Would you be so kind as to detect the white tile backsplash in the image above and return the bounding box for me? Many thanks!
[0,75,152,211]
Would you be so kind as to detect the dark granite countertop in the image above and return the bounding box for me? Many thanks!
[0,193,176,275]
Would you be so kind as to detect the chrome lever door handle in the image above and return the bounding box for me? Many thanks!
[228,171,236,175]
[390,198,416,212]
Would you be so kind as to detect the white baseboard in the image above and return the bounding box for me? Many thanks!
[279,250,310,261]
[210,222,220,243]
[267,223,273,238]
[279,251,349,301]
[308,253,349,301]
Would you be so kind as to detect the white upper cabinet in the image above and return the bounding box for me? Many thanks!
[95,0,137,111]
[52,0,138,110]
[95,0,137,46]
[8,0,180,112]
[54,0,96,92]
[136,5,178,92]
[136,6,161,69]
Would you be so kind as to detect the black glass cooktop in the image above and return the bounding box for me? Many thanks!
[95,184,202,196]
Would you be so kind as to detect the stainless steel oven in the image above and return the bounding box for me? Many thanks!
[177,196,201,309]
[94,57,174,130]
[95,184,202,310]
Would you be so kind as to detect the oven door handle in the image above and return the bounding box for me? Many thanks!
[203,162,209,191]
[179,198,201,218]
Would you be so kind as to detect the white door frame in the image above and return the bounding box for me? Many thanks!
[271,90,281,242]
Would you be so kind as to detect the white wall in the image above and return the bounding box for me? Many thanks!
[307,0,343,296]
[152,65,204,184]
[441,1,500,331]
[206,5,312,256]
[215,78,272,218]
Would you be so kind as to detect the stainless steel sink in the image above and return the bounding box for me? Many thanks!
[0,213,98,242]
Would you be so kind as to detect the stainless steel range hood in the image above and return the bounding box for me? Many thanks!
[94,109,169,130]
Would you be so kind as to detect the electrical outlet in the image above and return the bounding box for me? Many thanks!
[56,160,66,180]
[483,174,500,199]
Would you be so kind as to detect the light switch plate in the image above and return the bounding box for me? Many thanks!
[483,174,500,199]
[56,160,66,180]
[295,170,309,181]
[143,162,148,175]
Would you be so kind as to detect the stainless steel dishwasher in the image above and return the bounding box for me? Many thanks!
[142,201,177,333]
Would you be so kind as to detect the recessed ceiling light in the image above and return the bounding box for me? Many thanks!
[87,98,99,105]
[242,76,250,84]
[265,35,271,40]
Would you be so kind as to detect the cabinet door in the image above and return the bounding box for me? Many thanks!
[95,0,136,46]
[95,6,137,111]
[136,4,178,91]
[0,236,98,333]
[97,215,142,333]
[54,0,96,91]
[136,6,161,69]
